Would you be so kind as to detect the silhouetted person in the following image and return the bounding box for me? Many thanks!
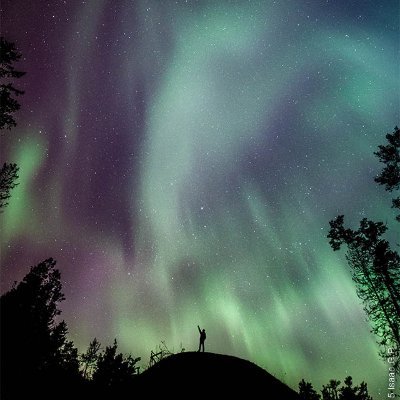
[197,325,206,352]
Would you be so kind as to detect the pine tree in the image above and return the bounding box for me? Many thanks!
[299,377,372,400]
[0,37,24,212]
[0,36,25,130]
[374,126,400,221]
[328,216,400,371]
[339,376,373,400]
[92,339,140,390]
[0,162,19,211]
[0,258,80,397]
[299,379,321,400]
[81,338,101,379]
[327,126,400,372]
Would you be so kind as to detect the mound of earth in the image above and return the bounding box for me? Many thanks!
[136,351,300,398]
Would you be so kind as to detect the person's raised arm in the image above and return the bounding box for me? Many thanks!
[198,325,201,333]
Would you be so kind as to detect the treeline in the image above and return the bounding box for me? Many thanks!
[299,377,373,400]
[0,258,141,399]
[0,257,375,399]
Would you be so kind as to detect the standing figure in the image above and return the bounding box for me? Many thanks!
[197,325,206,352]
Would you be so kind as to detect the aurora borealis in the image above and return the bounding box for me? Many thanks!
[1,0,399,396]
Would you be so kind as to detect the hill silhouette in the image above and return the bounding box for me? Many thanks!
[136,351,300,398]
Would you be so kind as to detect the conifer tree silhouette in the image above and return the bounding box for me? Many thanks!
[0,258,80,398]
[92,339,141,393]
[0,36,25,130]
[299,379,320,400]
[328,126,400,372]
[299,376,372,400]
[0,162,19,211]
[81,337,101,379]
[374,126,400,221]
[0,37,24,211]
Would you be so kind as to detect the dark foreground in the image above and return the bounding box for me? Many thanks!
[3,351,300,399]
[136,351,300,398]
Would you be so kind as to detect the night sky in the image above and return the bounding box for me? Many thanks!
[1,0,399,396]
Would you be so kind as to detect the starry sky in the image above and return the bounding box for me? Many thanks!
[1,0,399,396]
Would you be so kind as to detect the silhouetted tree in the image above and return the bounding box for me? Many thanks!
[81,337,101,379]
[0,37,24,212]
[0,162,19,211]
[0,258,80,398]
[340,376,372,400]
[92,339,140,392]
[328,127,400,372]
[49,320,80,377]
[322,377,372,400]
[299,377,372,400]
[299,379,321,400]
[0,36,25,130]
[321,379,341,400]
[58,338,80,376]
[328,216,400,370]
[374,126,400,222]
